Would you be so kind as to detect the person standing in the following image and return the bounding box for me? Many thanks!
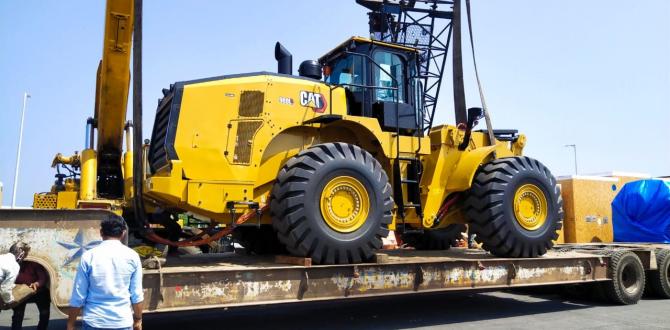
[67,217,144,330]
[0,242,27,307]
[12,259,51,330]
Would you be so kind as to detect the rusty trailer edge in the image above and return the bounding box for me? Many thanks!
[132,250,610,314]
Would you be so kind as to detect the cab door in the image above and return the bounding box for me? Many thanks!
[369,49,421,136]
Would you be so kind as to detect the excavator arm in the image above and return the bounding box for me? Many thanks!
[92,0,134,199]
[47,0,135,207]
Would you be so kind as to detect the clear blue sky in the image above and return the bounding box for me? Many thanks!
[1,0,668,207]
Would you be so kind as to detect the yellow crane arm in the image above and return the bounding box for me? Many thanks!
[94,0,133,155]
[41,0,135,206]
[79,0,136,201]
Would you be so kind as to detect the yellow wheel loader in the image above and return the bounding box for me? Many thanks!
[142,35,562,263]
[17,0,563,264]
[141,0,564,263]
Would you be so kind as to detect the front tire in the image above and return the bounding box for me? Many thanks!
[464,156,563,258]
[271,143,393,264]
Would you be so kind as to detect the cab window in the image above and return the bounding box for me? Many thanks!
[326,55,364,92]
[372,51,405,103]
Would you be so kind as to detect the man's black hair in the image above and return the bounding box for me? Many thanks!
[9,242,30,258]
[100,216,127,238]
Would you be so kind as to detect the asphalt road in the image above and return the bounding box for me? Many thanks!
[2,289,669,330]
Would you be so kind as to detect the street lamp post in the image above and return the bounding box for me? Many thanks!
[12,92,31,209]
[564,144,578,175]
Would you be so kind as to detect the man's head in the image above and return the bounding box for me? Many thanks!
[9,242,30,262]
[100,217,127,240]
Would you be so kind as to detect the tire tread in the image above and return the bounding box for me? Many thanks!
[271,142,392,264]
[465,156,563,258]
[601,251,645,305]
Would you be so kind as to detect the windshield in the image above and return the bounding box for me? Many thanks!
[326,54,364,92]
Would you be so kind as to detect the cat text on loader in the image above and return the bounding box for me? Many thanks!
[144,0,563,264]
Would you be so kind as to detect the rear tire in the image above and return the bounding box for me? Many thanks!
[271,143,393,264]
[403,224,466,250]
[464,156,563,258]
[601,251,645,305]
[647,249,670,298]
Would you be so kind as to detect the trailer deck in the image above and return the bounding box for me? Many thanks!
[0,210,667,316]
[139,245,648,313]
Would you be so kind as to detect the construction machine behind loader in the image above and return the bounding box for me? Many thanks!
[17,0,563,265]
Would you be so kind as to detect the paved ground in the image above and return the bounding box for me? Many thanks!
[2,289,669,329]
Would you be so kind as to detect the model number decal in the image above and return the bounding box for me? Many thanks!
[299,91,327,113]
[279,96,294,105]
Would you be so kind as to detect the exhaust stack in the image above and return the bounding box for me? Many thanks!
[274,42,292,75]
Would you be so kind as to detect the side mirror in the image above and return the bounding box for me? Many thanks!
[467,107,483,127]
[458,107,483,151]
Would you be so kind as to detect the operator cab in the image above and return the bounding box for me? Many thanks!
[320,37,423,136]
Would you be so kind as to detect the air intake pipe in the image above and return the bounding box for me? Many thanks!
[275,42,292,75]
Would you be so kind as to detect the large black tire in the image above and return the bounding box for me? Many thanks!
[601,251,645,305]
[233,226,285,255]
[403,224,466,250]
[646,249,670,298]
[271,143,393,264]
[464,156,563,258]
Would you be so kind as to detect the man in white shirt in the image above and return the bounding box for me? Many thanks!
[67,216,143,330]
[0,242,30,307]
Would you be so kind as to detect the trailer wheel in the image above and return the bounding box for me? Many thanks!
[271,143,392,264]
[403,225,466,250]
[601,251,645,305]
[464,157,563,258]
[647,249,670,298]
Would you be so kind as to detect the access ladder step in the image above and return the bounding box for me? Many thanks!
[401,179,418,184]
[404,203,421,208]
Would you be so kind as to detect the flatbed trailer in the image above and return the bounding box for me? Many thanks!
[1,210,669,316]
[141,244,667,313]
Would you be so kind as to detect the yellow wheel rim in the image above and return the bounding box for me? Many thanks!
[513,183,548,231]
[320,176,370,233]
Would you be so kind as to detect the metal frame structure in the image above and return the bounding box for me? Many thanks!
[357,0,455,132]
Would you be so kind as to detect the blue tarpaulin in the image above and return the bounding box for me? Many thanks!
[612,179,670,243]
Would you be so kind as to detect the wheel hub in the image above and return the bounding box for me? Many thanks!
[622,264,640,294]
[513,184,548,231]
[320,176,370,233]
